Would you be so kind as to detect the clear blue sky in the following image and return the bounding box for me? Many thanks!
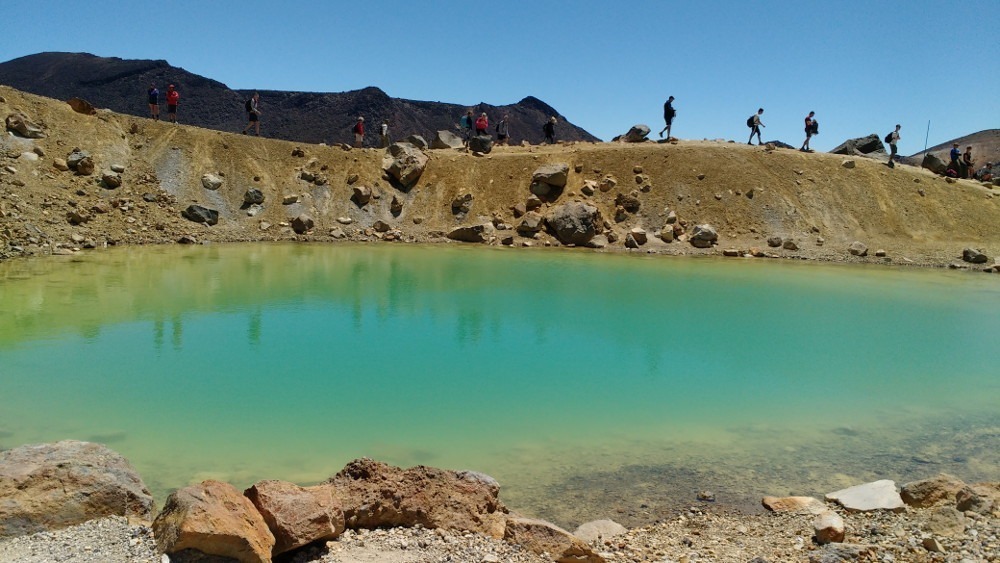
[2,0,997,152]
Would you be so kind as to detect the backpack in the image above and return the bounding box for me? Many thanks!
[245,99,253,112]
[810,121,819,135]
[460,115,470,128]
[884,132,893,144]
[747,116,755,127]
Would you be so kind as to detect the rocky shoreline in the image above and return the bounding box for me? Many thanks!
[0,441,997,563]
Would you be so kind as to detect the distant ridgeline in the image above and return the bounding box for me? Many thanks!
[0,52,601,145]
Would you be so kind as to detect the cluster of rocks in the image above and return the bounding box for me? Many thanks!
[0,442,605,563]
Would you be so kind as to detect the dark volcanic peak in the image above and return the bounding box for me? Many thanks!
[0,52,599,144]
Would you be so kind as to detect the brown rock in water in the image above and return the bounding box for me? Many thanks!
[504,516,605,563]
[67,97,97,116]
[0,441,154,539]
[153,480,275,563]
[244,480,344,556]
[322,458,507,538]
[900,473,966,508]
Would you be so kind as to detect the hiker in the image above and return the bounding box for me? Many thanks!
[242,92,261,136]
[166,85,179,123]
[543,116,557,144]
[659,96,676,139]
[747,108,764,145]
[380,120,390,148]
[460,110,474,145]
[962,146,974,179]
[475,112,489,136]
[800,111,816,152]
[496,114,510,145]
[353,117,365,148]
[147,84,159,120]
[886,124,901,168]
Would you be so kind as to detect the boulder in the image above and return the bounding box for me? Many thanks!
[101,172,121,189]
[201,173,223,191]
[390,195,404,216]
[830,134,885,156]
[614,191,641,213]
[767,236,783,248]
[813,512,845,544]
[532,163,570,189]
[352,185,372,206]
[546,202,600,245]
[848,241,868,256]
[323,458,507,538]
[182,205,219,226]
[244,480,344,556]
[529,182,552,196]
[628,227,647,245]
[841,159,856,169]
[0,441,154,539]
[290,214,314,234]
[405,135,429,150]
[900,473,967,508]
[761,496,828,515]
[955,483,999,514]
[447,224,495,243]
[504,516,605,563]
[5,112,46,138]
[689,224,718,248]
[67,97,97,116]
[53,158,69,171]
[430,130,464,150]
[623,124,651,143]
[824,480,905,512]
[382,143,428,189]
[282,195,299,205]
[152,480,275,563]
[451,193,474,215]
[76,157,95,176]
[517,211,544,235]
[962,248,988,264]
[782,239,799,251]
[573,519,627,543]
[244,188,265,205]
[372,220,391,233]
[921,153,947,174]
[468,134,494,154]
[66,149,90,170]
[658,227,674,243]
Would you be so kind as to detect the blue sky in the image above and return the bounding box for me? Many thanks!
[1,0,996,152]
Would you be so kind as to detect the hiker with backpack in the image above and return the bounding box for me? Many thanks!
[475,112,489,136]
[659,96,676,139]
[496,114,510,145]
[242,92,261,136]
[147,83,160,120]
[353,117,365,148]
[543,116,557,144]
[885,125,901,168]
[459,110,474,146]
[166,84,179,123]
[747,108,764,145]
[800,111,817,152]
[962,146,975,179]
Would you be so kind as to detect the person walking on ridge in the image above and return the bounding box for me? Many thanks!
[659,96,676,139]
[886,124,901,168]
[800,111,816,152]
[380,120,390,148]
[147,84,160,120]
[475,112,489,136]
[496,114,510,145]
[962,146,974,179]
[747,108,764,145]
[353,117,365,148]
[543,116,557,144]
[166,85,179,123]
[242,92,262,136]
[459,110,474,146]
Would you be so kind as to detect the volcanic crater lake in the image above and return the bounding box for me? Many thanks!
[1,243,998,527]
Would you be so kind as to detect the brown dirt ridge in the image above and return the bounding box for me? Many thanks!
[2,85,999,270]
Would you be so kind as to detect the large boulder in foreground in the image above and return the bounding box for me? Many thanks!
[322,458,508,538]
[921,153,947,174]
[830,134,885,156]
[546,201,600,245]
[153,480,275,563]
[0,441,154,538]
[244,480,344,556]
[825,480,905,512]
[505,516,605,563]
[468,134,494,154]
[382,142,429,189]
[430,130,464,149]
[689,224,718,248]
[182,205,219,226]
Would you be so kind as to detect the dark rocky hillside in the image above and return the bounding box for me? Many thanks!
[0,52,600,145]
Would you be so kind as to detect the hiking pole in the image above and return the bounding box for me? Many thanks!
[923,120,930,154]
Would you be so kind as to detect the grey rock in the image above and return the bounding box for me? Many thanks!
[529,182,552,196]
[246,204,263,217]
[628,227,647,245]
[689,224,718,248]
[201,173,223,190]
[110,164,125,173]
[5,112,46,138]
[372,220,391,233]
[352,185,372,206]
[841,159,856,169]
[517,211,544,235]
[181,205,219,226]
[244,188,265,205]
[382,143,429,189]
[291,214,314,234]
[767,236,783,248]
[830,134,885,156]
[531,163,570,189]
[430,130,464,150]
[447,224,494,243]
[451,193,474,215]
[623,124,651,143]
[405,135,429,150]
[66,149,90,169]
[782,239,798,251]
[962,248,988,264]
[468,135,493,154]
[848,241,868,256]
[546,202,600,245]
[282,194,299,205]
[101,172,121,189]
[921,153,947,174]
[825,480,905,512]
[390,195,403,216]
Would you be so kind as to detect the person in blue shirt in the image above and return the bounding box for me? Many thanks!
[147,84,159,120]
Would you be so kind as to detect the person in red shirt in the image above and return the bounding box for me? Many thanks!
[166,85,180,123]
[475,113,489,136]
[353,117,365,148]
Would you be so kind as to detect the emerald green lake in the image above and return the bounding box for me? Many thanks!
[1,244,998,527]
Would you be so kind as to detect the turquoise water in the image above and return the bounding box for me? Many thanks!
[1,244,998,526]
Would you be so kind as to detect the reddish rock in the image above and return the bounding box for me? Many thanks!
[504,516,605,563]
[323,458,507,538]
[761,495,828,514]
[153,480,275,563]
[900,473,967,508]
[67,97,98,116]
[244,480,344,556]
[0,441,154,539]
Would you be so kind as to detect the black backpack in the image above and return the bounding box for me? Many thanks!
[884,132,893,143]
[747,116,755,127]
[245,99,253,112]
